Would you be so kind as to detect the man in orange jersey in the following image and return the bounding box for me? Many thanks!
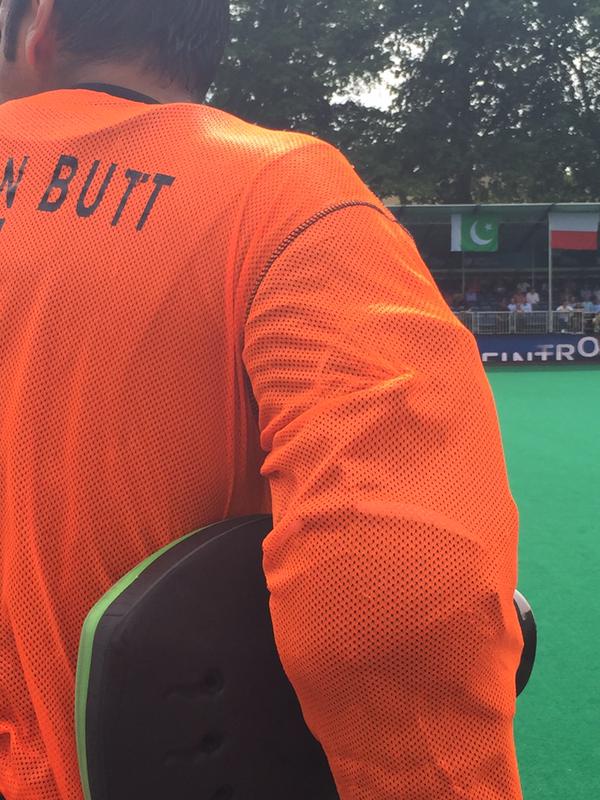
[0,1,523,799]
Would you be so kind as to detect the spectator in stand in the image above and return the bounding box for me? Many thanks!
[512,293,530,313]
[507,296,518,313]
[526,287,540,307]
[452,293,467,311]
[593,313,600,335]
[556,299,574,333]
[465,285,478,305]
[516,278,530,293]
[556,300,574,312]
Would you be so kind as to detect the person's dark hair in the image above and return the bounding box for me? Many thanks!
[4,0,230,99]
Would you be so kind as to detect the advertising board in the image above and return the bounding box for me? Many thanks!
[477,335,600,364]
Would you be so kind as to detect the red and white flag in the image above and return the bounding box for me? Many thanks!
[549,212,599,251]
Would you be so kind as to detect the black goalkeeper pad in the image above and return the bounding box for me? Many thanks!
[514,589,537,697]
[75,515,337,800]
[76,515,537,800]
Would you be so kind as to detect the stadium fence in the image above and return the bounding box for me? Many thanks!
[454,311,594,336]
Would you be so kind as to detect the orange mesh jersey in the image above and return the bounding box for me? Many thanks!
[0,88,523,800]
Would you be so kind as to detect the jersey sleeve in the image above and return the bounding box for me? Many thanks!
[242,201,524,799]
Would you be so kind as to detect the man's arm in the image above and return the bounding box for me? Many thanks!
[243,204,523,800]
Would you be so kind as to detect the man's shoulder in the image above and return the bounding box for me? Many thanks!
[183,104,337,170]
[176,104,379,214]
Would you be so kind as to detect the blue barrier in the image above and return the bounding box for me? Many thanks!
[476,335,600,364]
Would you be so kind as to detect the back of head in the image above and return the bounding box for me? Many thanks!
[2,0,230,102]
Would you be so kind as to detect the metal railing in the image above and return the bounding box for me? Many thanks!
[454,311,593,335]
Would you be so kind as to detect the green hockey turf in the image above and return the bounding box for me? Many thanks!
[486,365,600,800]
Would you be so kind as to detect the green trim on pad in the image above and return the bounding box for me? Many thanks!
[75,531,196,800]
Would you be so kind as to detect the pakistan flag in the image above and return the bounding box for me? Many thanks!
[451,214,499,252]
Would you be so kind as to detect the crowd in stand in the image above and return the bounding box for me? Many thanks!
[442,276,600,314]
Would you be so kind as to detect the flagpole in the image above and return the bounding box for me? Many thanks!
[548,219,553,333]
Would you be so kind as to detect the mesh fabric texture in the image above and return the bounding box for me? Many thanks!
[0,89,522,800]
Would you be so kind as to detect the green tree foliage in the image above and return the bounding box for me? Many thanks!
[212,1,390,133]
[211,1,600,203]
[533,0,600,200]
